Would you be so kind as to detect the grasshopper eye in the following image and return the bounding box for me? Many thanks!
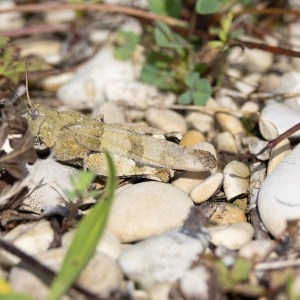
[33,136,40,144]
[31,108,40,120]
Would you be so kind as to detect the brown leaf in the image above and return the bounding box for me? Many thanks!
[0,129,37,179]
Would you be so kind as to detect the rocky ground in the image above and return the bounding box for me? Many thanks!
[1,1,300,299]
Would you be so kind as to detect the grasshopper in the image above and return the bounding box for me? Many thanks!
[23,85,216,181]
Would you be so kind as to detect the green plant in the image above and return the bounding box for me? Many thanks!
[48,151,117,300]
[178,72,211,105]
[0,36,49,84]
[114,30,140,60]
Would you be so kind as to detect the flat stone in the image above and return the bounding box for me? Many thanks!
[180,130,206,147]
[145,108,187,134]
[215,113,245,136]
[105,81,175,109]
[258,144,300,237]
[62,229,122,260]
[208,202,247,225]
[259,102,300,140]
[239,240,276,260]
[106,182,194,242]
[215,131,238,153]
[9,249,123,299]
[118,228,209,289]
[189,173,223,204]
[208,222,254,250]
[223,161,250,201]
[186,112,214,133]
[0,220,54,266]
[57,47,139,109]
[20,158,79,214]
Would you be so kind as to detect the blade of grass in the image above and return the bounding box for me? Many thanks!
[47,151,116,300]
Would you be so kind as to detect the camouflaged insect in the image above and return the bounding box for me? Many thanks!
[27,103,217,182]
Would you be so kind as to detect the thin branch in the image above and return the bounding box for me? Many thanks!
[0,238,103,300]
[0,2,187,28]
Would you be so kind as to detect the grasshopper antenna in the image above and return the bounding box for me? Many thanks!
[25,60,33,109]
[6,85,31,113]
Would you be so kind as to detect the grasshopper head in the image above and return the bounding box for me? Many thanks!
[27,103,49,149]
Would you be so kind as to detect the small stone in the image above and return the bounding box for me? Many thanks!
[92,102,126,124]
[118,228,209,289]
[241,101,259,113]
[215,113,245,136]
[215,131,238,153]
[0,220,54,266]
[62,230,122,260]
[57,47,139,109]
[0,1,24,30]
[39,72,74,92]
[16,38,62,65]
[106,182,194,242]
[171,142,217,193]
[208,222,254,250]
[145,108,187,134]
[259,102,300,140]
[275,71,300,112]
[189,173,223,204]
[179,264,217,300]
[223,161,250,201]
[105,81,175,109]
[267,138,291,175]
[180,130,206,147]
[186,112,214,133]
[9,249,123,298]
[208,202,247,225]
[258,144,300,237]
[233,197,248,212]
[239,240,276,260]
[20,158,78,214]
[44,9,76,23]
[216,96,239,110]
[235,73,261,95]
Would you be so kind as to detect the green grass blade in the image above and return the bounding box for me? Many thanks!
[47,151,116,300]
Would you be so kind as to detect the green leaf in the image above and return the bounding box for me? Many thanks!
[218,13,233,42]
[178,90,193,104]
[48,151,117,300]
[215,260,233,291]
[154,21,191,49]
[0,294,32,300]
[196,0,225,14]
[140,62,178,91]
[231,257,252,282]
[114,31,140,60]
[184,72,200,88]
[208,40,224,48]
[148,0,181,18]
[0,36,9,48]
[193,78,211,106]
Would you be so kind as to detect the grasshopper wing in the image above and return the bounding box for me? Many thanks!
[66,121,216,172]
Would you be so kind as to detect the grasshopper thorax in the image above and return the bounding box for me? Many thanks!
[27,103,49,138]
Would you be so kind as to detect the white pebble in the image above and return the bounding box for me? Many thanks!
[106,182,194,242]
[189,173,223,204]
[145,108,187,133]
[223,161,250,201]
[0,220,54,266]
[215,113,245,135]
[105,80,175,109]
[186,112,214,133]
[118,228,209,289]
[258,144,300,237]
[20,158,78,214]
[57,47,139,109]
[208,222,254,250]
